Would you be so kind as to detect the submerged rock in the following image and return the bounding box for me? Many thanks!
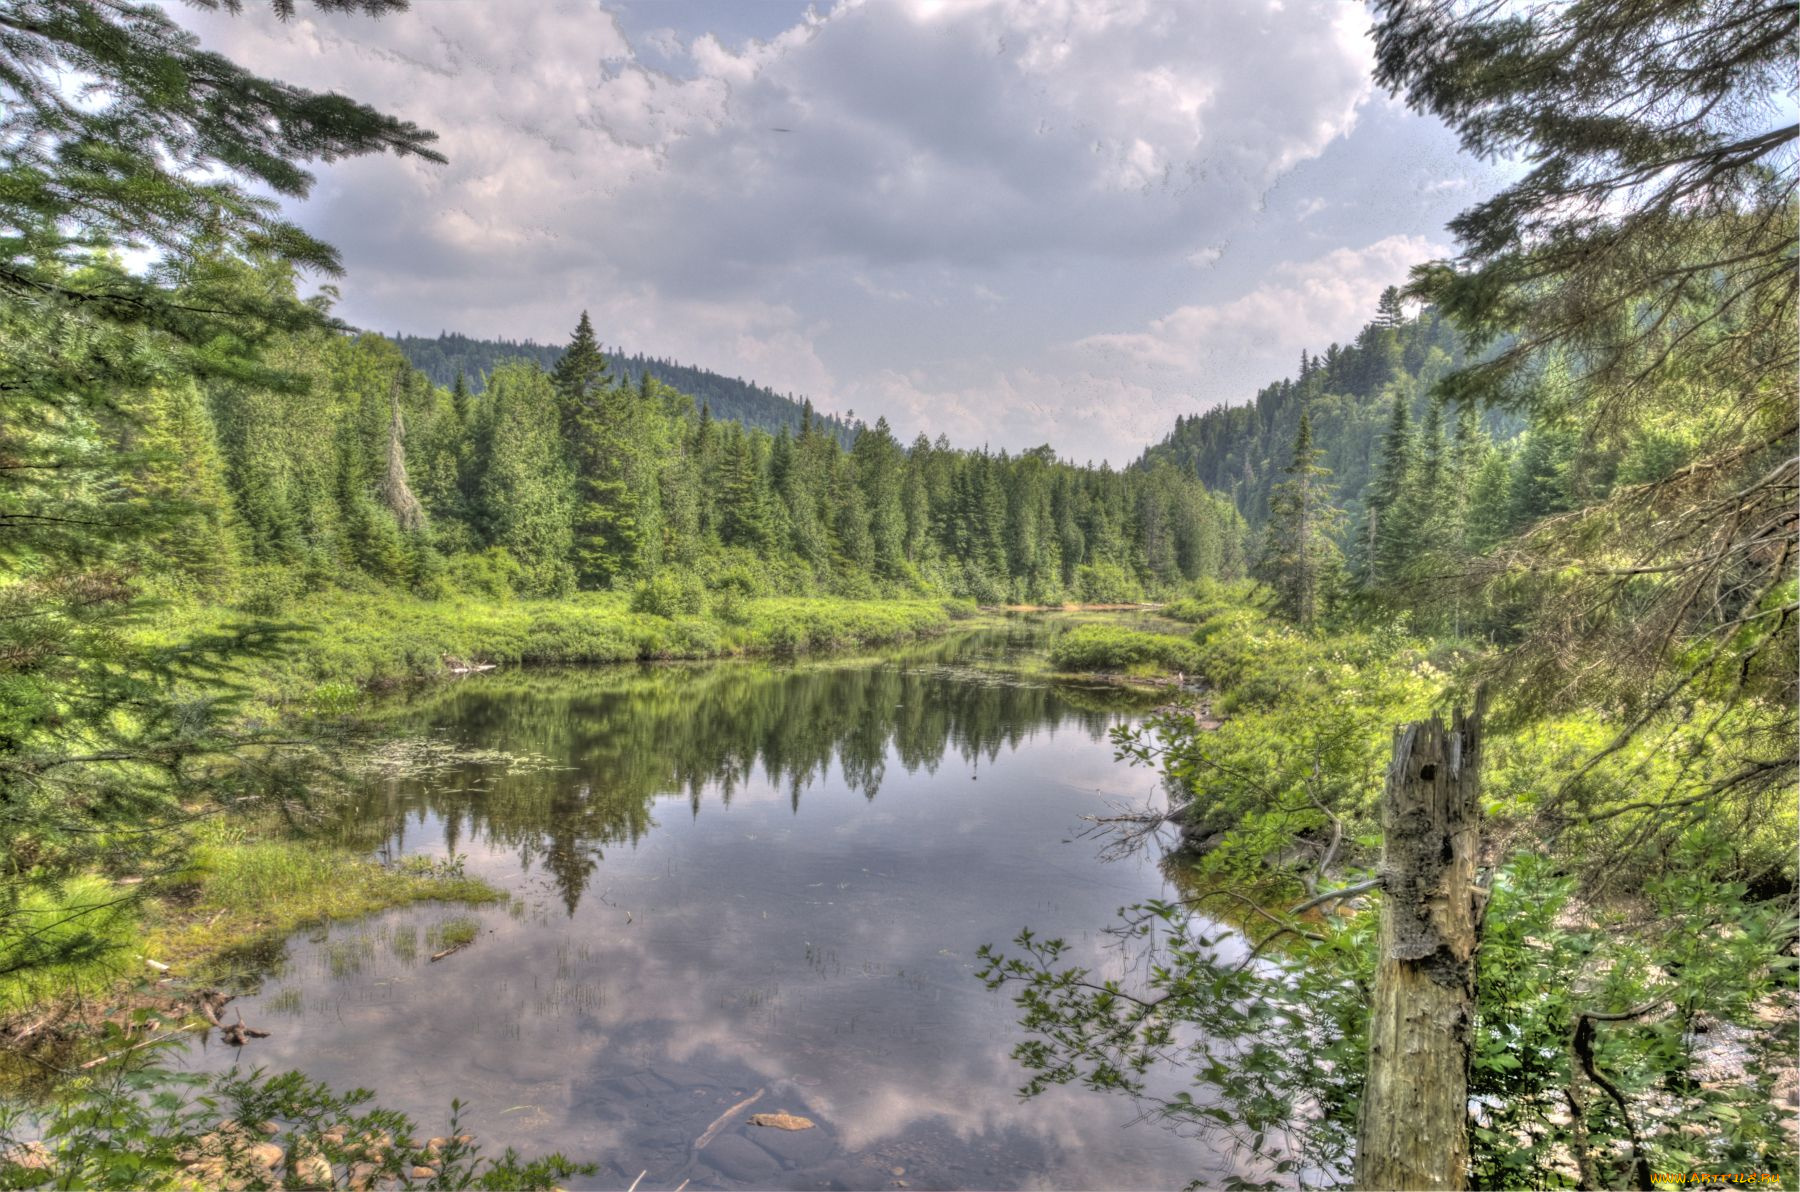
[701,1133,781,1180]
[750,1112,815,1130]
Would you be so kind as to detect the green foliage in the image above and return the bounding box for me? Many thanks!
[980,849,1797,1191]
[149,833,500,971]
[394,330,864,447]
[0,1065,591,1190]
[444,549,523,602]
[0,878,139,1018]
[184,302,1244,612]
[1115,592,1436,879]
[1047,626,1199,676]
[1072,561,1142,604]
[145,591,957,700]
[1371,0,1796,800]
[1140,308,1476,533]
[628,571,707,619]
[977,899,1377,1187]
[1251,413,1346,629]
[472,363,574,596]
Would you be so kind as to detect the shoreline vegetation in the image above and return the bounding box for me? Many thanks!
[145,591,975,710]
[3,595,952,1039]
[3,0,1792,1184]
[2,595,1171,1058]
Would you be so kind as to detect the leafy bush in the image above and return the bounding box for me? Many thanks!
[704,559,766,598]
[445,548,522,602]
[712,588,752,626]
[628,571,707,618]
[1073,561,1142,604]
[233,565,310,617]
[0,1065,592,1189]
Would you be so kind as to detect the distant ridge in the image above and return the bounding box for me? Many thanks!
[391,330,861,447]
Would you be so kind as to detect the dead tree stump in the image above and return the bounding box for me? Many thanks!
[1355,700,1486,1190]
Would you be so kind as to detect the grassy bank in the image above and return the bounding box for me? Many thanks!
[5,592,958,1026]
[143,590,965,708]
[1045,623,1200,677]
[0,822,499,1033]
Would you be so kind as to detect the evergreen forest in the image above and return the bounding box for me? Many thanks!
[0,0,1792,1189]
[390,331,865,447]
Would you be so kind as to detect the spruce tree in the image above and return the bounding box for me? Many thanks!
[1363,394,1417,589]
[718,426,771,550]
[0,0,444,977]
[550,311,610,429]
[451,369,472,427]
[475,363,574,594]
[1253,413,1345,628]
[1376,0,1796,783]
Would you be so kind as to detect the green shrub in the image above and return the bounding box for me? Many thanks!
[1073,561,1142,604]
[628,571,707,618]
[712,588,753,626]
[233,564,309,616]
[705,561,765,597]
[445,548,522,601]
[7,1066,592,1189]
[1048,625,1199,674]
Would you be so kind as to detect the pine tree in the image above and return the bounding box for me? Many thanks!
[852,418,907,580]
[0,0,445,977]
[717,425,771,551]
[550,312,610,431]
[1376,0,1796,780]
[1253,412,1345,628]
[1374,285,1406,328]
[475,363,574,594]
[1363,394,1416,589]
[1464,449,1513,555]
[451,369,471,427]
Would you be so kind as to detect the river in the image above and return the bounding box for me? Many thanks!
[180,618,1237,1190]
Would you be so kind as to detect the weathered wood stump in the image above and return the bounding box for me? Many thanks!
[1355,700,1486,1191]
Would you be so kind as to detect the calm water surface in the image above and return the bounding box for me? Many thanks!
[184,620,1235,1189]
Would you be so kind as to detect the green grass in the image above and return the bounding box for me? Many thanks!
[1046,624,1201,676]
[146,838,500,973]
[144,590,959,708]
[426,917,480,952]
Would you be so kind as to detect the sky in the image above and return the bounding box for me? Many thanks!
[176,0,1505,465]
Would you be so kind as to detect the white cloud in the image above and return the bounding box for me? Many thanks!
[842,362,1197,468]
[1078,233,1444,382]
[170,0,1469,463]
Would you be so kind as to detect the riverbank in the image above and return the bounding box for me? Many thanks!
[0,826,501,1071]
[2,592,974,1047]
[144,590,970,710]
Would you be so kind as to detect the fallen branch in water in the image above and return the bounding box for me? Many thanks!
[1077,801,1186,861]
[694,1087,765,1151]
[430,940,474,963]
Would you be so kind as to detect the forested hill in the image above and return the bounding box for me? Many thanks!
[1139,296,1498,530]
[392,331,860,447]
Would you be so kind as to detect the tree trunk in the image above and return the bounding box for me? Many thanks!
[1355,700,1486,1190]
